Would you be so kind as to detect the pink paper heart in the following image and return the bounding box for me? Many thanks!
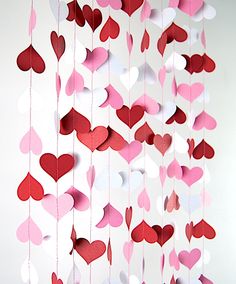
[83,47,108,72]
[193,111,217,130]
[201,30,206,49]
[16,217,42,245]
[169,0,179,8]
[29,8,36,35]
[126,32,133,54]
[42,194,74,220]
[20,127,42,155]
[66,186,89,211]
[169,248,180,270]
[132,94,160,115]
[119,141,142,164]
[178,248,201,269]
[100,84,123,109]
[177,83,204,102]
[178,0,203,16]
[65,69,84,96]
[138,188,150,211]
[96,203,123,228]
[172,76,177,96]
[181,166,203,187]
[123,240,134,263]
[167,159,183,179]
[160,254,165,275]
[96,0,122,10]
[159,166,167,187]
[141,1,151,22]
[56,72,61,97]
[158,66,166,87]
[199,274,213,284]
[87,165,95,189]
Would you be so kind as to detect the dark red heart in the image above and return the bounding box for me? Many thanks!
[182,54,203,74]
[60,108,91,135]
[17,172,44,201]
[67,0,85,26]
[192,139,215,159]
[107,238,112,265]
[121,0,144,16]
[193,219,216,239]
[152,224,174,246]
[125,206,132,230]
[141,29,150,52]
[100,16,120,42]
[135,122,155,145]
[131,220,157,243]
[202,53,216,72]
[166,106,187,124]
[77,126,109,152]
[116,105,144,128]
[51,272,63,284]
[153,134,172,156]
[82,5,102,31]
[40,153,75,182]
[17,44,45,74]
[50,31,66,61]
[187,138,195,158]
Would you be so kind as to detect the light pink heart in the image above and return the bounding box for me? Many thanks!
[126,32,133,54]
[181,166,203,187]
[96,203,123,228]
[178,0,204,16]
[167,159,183,179]
[158,66,166,87]
[66,187,89,211]
[83,47,108,72]
[16,217,42,245]
[96,0,122,10]
[169,0,179,8]
[20,127,42,155]
[159,166,167,187]
[56,72,61,97]
[123,240,134,263]
[199,274,214,284]
[87,165,95,189]
[100,84,123,109]
[138,188,150,211]
[42,194,74,220]
[28,8,36,35]
[172,76,177,96]
[193,111,217,130]
[177,83,204,102]
[178,248,201,269]
[119,141,142,164]
[169,248,180,270]
[133,94,159,115]
[65,69,84,96]
[141,1,151,22]
[201,30,206,49]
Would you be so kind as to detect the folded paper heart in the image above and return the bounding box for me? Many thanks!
[153,134,172,156]
[77,87,108,107]
[120,67,139,90]
[83,47,108,72]
[40,153,75,181]
[100,84,124,109]
[97,0,122,10]
[167,159,183,179]
[137,188,150,211]
[133,154,159,178]
[181,166,203,186]
[121,0,144,16]
[133,94,159,114]
[87,165,95,188]
[67,265,81,284]
[187,138,195,158]
[178,0,203,16]
[165,52,187,73]
[180,193,202,214]
[152,224,174,246]
[82,5,102,31]
[100,16,120,42]
[16,217,43,245]
[119,141,142,163]
[131,220,157,243]
[199,274,214,284]
[120,170,143,192]
[192,219,216,239]
[20,127,42,155]
[135,122,155,145]
[126,32,133,54]
[192,139,215,159]
[51,272,63,284]
[125,206,132,230]
[166,106,187,124]
[150,8,176,29]
[192,3,216,22]
[183,53,216,74]
[168,132,189,154]
[95,169,123,190]
[177,83,204,102]
[21,259,39,284]
[178,248,201,270]
[138,63,157,84]
[17,44,45,73]
[96,203,123,228]
[116,105,144,128]
[140,0,151,22]
[156,101,176,122]
[65,69,84,96]
[141,29,150,52]
[164,191,180,212]
[169,249,180,270]
[66,186,89,211]
[123,240,134,263]
[50,31,65,61]
[67,0,85,26]
[193,111,217,130]
[49,0,69,22]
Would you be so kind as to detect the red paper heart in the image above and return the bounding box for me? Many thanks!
[60,108,91,135]
[135,122,155,145]
[125,206,132,230]
[152,224,174,246]
[17,172,44,201]
[202,53,216,72]
[153,134,172,156]
[166,106,187,124]
[17,45,45,74]
[193,219,216,239]
[77,126,109,152]
[107,238,112,265]
[82,5,102,31]
[40,153,75,182]
[121,0,144,16]
[50,31,66,61]
[97,126,127,151]
[116,105,144,128]
[185,221,194,242]
[100,16,120,42]
[67,0,85,26]
[192,139,215,159]
[131,220,157,243]
[51,272,63,284]
[187,138,195,158]
[141,29,150,52]
[183,54,203,74]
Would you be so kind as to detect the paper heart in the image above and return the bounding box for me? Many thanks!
[21,259,38,284]
[135,122,155,145]
[167,159,183,179]
[40,153,75,181]
[66,186,89,211]
[131,220,157,243]
[154,134,172,156]
[49,0,68,21]
[100,84,124,109]
[96,203,123,228]
[165,190,180,212]
[16,217,42,245]
[116,105,144,128]
[168,132,189,154]
[193,219,216,239]
[65,69,84,96]
[126,32,133,54]
[156,101,176,122]
[150,8,176,29]
[137,63,156,84]
[141,29,150,52]
[60,108,91,135]
[159,166,167,187]
[133,95,159,115]
[77,126,109,152]
[123,241,134,263]
[121,0,144,16]
[183,53,215,74]
[178,249,201,270]
[67,0,85,26]
[95,169,123,190]
[133,155,159,178]
[52,272,63,284]
[166,106,187,125]
[141,1,151,22]
[77,87,107,107]
[100,16,120,42]
[192,139,215,159]
[17,172,44,201]
[199,274,213,284]
[125,206,132,230]
[87,165,95,189]
[138,188,150,211]
[120,67,139,90]
[83,47,108,72]
[97,0,122,10]
[177,83,204,102]
[181,166,203,186]
[180,193,202,213]
[178,0,203,16]
[98,52,125,75]
[17,45,45,73]
[20,127,42,155]
[187,138,195,158]
[119,141,142,163]
[97,127,127,151]
[165,52,186,73]
[120,170,143,191]
[50,31,65,61]
[67,264,81,284]
[169,249,180,270]
[192,3,216,22]
[82,5,102,31]
[193,111,217,130]
[64,40,87,64]
[158,66,166,87]
[152,225,174,246]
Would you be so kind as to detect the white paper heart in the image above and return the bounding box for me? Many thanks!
[77,88,108,107]
[49,0,69,21]
[120,67,139,90]
[138,63,156,84]
[196,90,210,103]
[156,196,164,215]
[21,259,39,284]
[120,170,143,191]
[67,264,81,284]
[196,249,211,268]
[133,155,159,178]
[64,41,87,64]
[192,3,216,22]
[95,169,123,190]
[98,52,125,75]
[156,101,176,122]
[150,8,176,29]
[168,132,188,154]
[165,52,187,73]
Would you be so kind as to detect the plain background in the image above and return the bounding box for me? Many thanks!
[0,0,235,283]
